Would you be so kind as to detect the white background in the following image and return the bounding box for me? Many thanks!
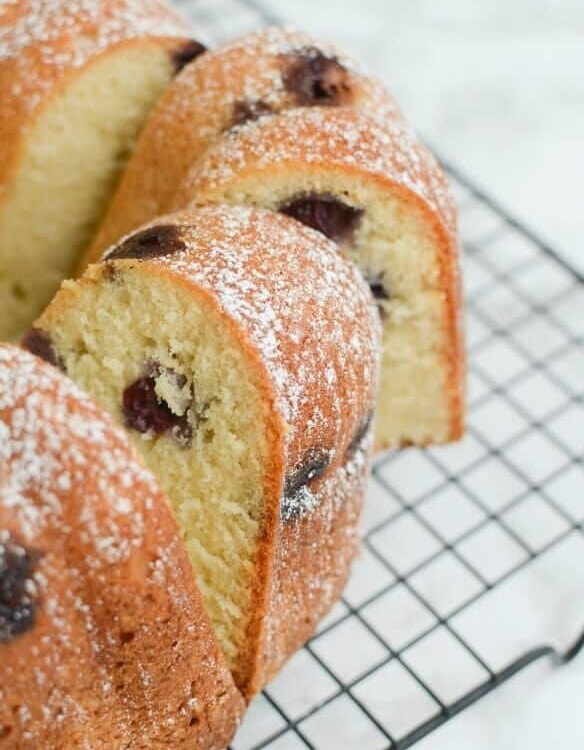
[272,1,583,748]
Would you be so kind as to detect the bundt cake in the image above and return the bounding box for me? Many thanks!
[25,205,381,698]
[0,344,243,749]
[0,0,206,341]
[83,27,400,264]
[170,108,464,450]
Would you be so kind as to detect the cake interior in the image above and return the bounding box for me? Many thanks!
[0,45,177,342]
[40,265,270,689]
[196,169,456,447]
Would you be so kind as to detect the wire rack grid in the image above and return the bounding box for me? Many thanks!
[175,1,584,748]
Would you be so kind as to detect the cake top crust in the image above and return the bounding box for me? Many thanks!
[179,107,457,247]
[147,26,401,156]
[83,25,403,263]
[0,0,192,197]
[0,344,158,544]
[0,0,189,67]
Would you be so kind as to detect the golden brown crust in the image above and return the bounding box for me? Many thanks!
[0,0,193,204]
[172,108,465,446]
[0,345,243,749]
[257,436,371,693]
[83,27,401,265]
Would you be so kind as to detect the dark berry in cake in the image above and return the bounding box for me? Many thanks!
[171,40,207,74]
[21,327,64,371]
[282,47,353,106]
[122,363,194,447]
[231,99,273,128]
[281,450,331,520]
[0,537,40,642]
[107,226,187,261]
[280,195,363,244]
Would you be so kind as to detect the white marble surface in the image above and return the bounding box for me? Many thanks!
[274,0,584,274]
[270,2,584,748]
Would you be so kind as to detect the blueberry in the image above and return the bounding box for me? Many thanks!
[282,47,352,106]
[0,538,40,642]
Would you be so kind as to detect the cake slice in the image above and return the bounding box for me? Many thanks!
[82,27,400,265]
[24,205,381,698]
[0,0,205,340]
[171,108,465,450]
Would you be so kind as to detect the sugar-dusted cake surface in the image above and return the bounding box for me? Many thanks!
[0,344,243,749]
[83,26,401,264]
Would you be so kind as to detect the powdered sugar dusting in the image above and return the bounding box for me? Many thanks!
[88,25,402,260]
[184,107,457,244]
[153,26,399,139]
[264,410,373,678]
[0,0,189,112]
[281,422,373,521]
[143,206,381,460]
[0,345,242,744]
[0,345,157,545]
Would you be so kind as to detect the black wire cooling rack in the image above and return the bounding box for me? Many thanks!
[176,1,584,747]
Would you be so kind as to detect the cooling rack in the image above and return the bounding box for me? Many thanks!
[176,1,584,747]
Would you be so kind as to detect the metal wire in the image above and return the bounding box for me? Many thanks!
[174,2,584,748]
